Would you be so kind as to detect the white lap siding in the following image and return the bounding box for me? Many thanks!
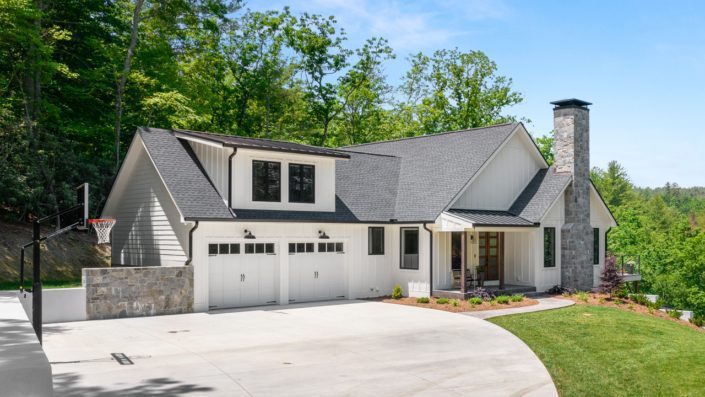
[109,140,189,267]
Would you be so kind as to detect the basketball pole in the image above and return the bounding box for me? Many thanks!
[32,220,42,344]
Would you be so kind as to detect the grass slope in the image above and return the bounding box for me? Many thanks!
[0,220,110,288]
[490,305,705,397]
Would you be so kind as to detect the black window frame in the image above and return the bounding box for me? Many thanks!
[288,163,315,204]
[593,228,600,265]
[252,160,281,202]
[368,227,385,255]
[544,227,556,268]
[400,227,419,270]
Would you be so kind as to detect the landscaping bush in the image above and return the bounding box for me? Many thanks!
[391,284,403,299]
[510,294,524,302]
[468,297,483,306]
[668,309,683,319]
[576,291,589,302]
[467,287,494,301]
[648,297,665,310]
[690,313,704,327]
[436,297,449,304]
[416,297,430,304]
[614,287,629,300]
[451,299,460,307]
[599,255,624,297]
[546,285,575,295]
[598,297,606,304]
[630,293,649,306]
[495,295,510,304]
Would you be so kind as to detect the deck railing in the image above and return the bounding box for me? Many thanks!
[615,255,640,276]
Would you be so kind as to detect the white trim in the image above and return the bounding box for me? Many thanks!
[101,134,145,218]
[138,134,188,223]
[173,132,225,148]
[538,179,572,224]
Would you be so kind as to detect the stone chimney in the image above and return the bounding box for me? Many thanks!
[551,98,594,291]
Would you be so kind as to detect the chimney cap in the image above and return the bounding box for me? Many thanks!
[550,98,592,109]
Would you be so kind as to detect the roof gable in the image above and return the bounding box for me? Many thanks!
[340,122,520,221]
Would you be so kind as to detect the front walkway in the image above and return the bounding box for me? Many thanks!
[43,300,557,396]
[464,297,575,320]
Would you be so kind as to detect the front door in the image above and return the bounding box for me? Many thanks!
[478,232,502,282]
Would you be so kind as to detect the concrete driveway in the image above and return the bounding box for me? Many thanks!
[43,301,557,396]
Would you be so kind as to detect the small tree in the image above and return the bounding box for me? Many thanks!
[600,255,624,298]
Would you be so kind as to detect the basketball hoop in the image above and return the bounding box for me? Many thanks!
[88,218,116,244]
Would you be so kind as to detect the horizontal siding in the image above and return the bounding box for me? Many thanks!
[111,143,189,266]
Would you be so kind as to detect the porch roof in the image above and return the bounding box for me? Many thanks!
[444,209,537,227]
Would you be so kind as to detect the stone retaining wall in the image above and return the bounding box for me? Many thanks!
[83,266,193,320]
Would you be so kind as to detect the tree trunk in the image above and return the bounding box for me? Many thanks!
[321,118,330,146]
[114,0,144,172]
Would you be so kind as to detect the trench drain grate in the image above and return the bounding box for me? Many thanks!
[110,353,134,365]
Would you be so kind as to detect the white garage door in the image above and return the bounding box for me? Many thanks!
[289,241,346,303]
[208,242,278,309]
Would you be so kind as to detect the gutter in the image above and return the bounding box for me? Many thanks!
[423,223,433,297]
[185,221,199,266]
[228,148,237,208]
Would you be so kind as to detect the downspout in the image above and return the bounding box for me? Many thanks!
[423,223,433,297]
[228,148,237,208]
[185,221,199,266]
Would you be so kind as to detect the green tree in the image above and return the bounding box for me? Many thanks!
[397,49,523,135]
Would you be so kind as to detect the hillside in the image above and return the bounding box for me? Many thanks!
[0,220,110,283]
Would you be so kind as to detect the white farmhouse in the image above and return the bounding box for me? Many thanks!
[102,99,616,311]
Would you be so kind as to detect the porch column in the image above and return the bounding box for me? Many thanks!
[460,230,467,293]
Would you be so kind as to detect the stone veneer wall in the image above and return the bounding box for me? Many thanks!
[83,266,193,320]
[553,104,594,291]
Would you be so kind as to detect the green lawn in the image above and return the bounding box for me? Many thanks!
[489,305,705,397]
[0,278,81,291]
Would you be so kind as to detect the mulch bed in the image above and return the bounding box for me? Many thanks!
[557,293,705,332]
[369,296,538,313]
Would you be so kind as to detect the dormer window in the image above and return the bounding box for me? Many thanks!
[289,163,315,203]
[252,160,281,202]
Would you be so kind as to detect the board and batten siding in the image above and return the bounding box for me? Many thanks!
[535,192,564,291]
[188,140,230,202]
[190,222,430,311]
[451,129,544,211]
[504,231,536,286]
[108,139,190,267]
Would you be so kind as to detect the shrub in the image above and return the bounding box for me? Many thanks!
[451,299,460,307]
[599,255,624,297]
[436,297,449,304]
[467,287,494,301]
[669,309,683,319]
[614,299,623,305]
[489,299,497,306]
[468,297,483,306]
[614,287,629,299]
[495,295,510,304]
[647,306,654,314]
[416,297,430,304]
[576,291,589,302]
[510,294,524,302]
[546,285,575,295]
[650,297,665,310]
[690,313,704,327]
[391,284,403,300]
[598,297,606,304]
[630,293,649,306]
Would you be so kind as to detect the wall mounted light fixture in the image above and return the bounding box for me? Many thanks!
[318,230,330,239]
[244,229,256,239]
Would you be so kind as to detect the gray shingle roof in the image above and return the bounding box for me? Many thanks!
[174,129,350,159]
[139,127,234,220]
[508,168,572,223]
[445,209,536,227]
[340,123,520,222]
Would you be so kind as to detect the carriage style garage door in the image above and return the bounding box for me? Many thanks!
[208,242,278,309]
[288,241,346,303]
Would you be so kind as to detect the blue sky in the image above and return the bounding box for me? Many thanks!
[248,0,705,187]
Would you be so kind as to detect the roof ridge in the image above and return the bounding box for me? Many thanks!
[174,128,338,151]
[341,122,519,149]
[336,148,401,158]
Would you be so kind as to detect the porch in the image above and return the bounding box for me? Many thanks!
[432,210,544,297]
